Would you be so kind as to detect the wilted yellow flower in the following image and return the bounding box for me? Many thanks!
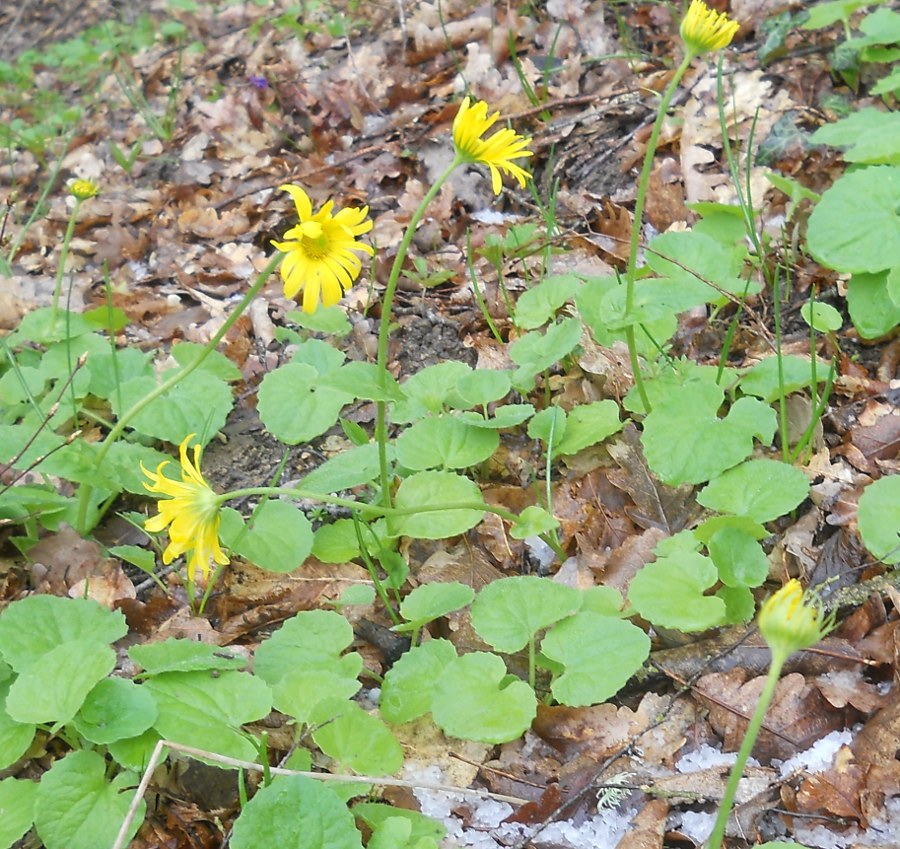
[452,97,533,195]
[680,0,740,56]
[141,434,229,582]
[758,579,835,663]
[70,179,99,200]
[271,184,374,313]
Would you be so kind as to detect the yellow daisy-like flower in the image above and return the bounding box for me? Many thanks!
[452,97,533,195]
[70,178,99,200]
[141,434,229,582]
[679,0,740,57]
[758,579,835,663]
[271,184,374,314]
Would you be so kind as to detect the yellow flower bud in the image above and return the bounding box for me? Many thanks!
[758,579,835,663]
[70,179,99,200]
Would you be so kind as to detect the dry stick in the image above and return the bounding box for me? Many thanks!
[112,739,530,849]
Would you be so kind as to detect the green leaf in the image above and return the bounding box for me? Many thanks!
[0,777,38,849]
[581,585,626,616]
[858,476,900,564]
[0,681,35,770]
[144,670,272,762]
[387,471,485,539]
[717,585,756,624]
[431,653,536,743]
[231,775,362,849]
[641,383,776,485]
[253,610,362,686]
[542,612,649,706]
[34,751,144,849]
[73,677,157,745]
[290,338,346,375]
[5,641,115,724]
[807,166,900,274]
[319,362,406,403]
[0,595,126,672]
[107,728,162,772]
[697,459,810,523]
[624,360,736,415]
[739,355,829,403]
[313,520,361,563]
[113,370,233,445]
[271,669,360,725]
[170,341,242,381]
[509,317,583,391]
[470,576,582,653]
[353,803,445,845]
[395,416,499,470]
[312,703,403,775]
[707,527,769,588]
[299,442,388,493]
[627,553,727,632]
[811,108,900,165]
[554,400,622,455]
[801,0,873,29]
[392,362,473,423]
[397,582,475,630]
[257,362,348,444]
[453,369,512,407]
[527,407,567,444]
[286,305,352,335]
[380,639,457,724]
[514,274,584,329]
[457,404,535,429]
[509,505,560,540]
[800,301,843,332]
[847,270,900,339]
[219,501,313,573]
[129,638,248,675]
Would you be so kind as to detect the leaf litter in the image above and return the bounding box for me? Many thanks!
[1,1,900,848]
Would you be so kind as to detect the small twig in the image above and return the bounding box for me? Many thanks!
[112,739,529,849]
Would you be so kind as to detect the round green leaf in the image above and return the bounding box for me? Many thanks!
[470,576,582,653]
[542,612,650,707]
[858,476,900,564]
[0,777,38,848]
[457,403,535,429]
[707,527,769,588]
[6,641,116,725]
[847,271,900,339]
[129,637,249,675]
[313,520,361,563]
[807,166,900,274]
[432,653,536,743]
[74,677,158,744]
[697,459,809,523]
[381,639,458,725]
[509,505,560,540]
[398,582,475,629]
[395,416,499,471]
[231,775,363,849]
[257,362,347,444]
[312,703,403,775]
[0,682,35,769]
[800,301,843,332]
[627,553,727,632]
[454,370,512,407]
[34,750,145,849]
[0,595,126,672]
[554,400,622,455]
[219,500,313,573]
[272,669,360,725]
[253,610,361,686]
[387,471,485,539]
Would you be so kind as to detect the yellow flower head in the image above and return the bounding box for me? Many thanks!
[70,179,99,200]
[452,97,533,195]
[271,184,374,314]
[141,434,229,582]
[758,579,835,663]
[680,0,740,56]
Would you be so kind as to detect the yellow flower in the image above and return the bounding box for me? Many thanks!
[271,184,374,314]
[758,579,835,663]
[680,0,740,56]
[141,434,229,582]
[452,97,533,195]
[70,179,99,200]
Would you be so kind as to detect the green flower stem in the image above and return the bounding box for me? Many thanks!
[74,252,283,534]
[706,651,787,849]
[217,485,518,525]
[374,155,463,508]
[49,198,85,326]
[623,52,694,415]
